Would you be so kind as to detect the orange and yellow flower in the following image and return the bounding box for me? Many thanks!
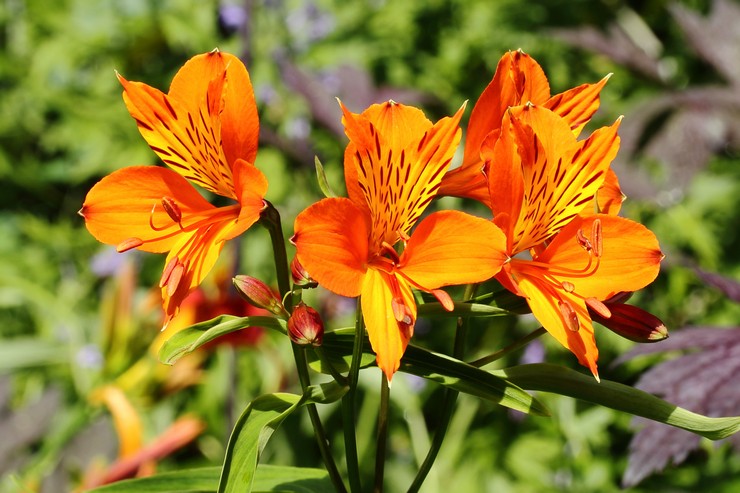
[440,50,622,214]
[483,104,663,378]
[80,50,267,324]
[292,101,508,380]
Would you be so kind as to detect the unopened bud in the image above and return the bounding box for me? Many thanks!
[233,275,287,318]
[589,302,668,342]
[288,302,324,346]
[291,256,317,288]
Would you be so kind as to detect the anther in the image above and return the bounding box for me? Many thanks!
[116,237,144,253]
[391,297,413,325]
[561,281,575,293]
[558,300,580,332]
[161,196,183,226]
[380,241,401,265]
[585,297,611,319]
[159,257,181,289]
[591,219,603,258]
[576,229,592,252]
[432,289,454,311]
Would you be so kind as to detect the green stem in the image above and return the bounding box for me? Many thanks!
[261,202,346,493]
[374,374,390,493]
[407,284,477,493]
[341,299,365,492]
[469,327,547,368]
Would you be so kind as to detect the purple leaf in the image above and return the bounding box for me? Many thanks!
[618,327,740,486]
[695,268,740,302]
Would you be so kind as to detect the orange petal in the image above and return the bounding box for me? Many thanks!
[440,50,550,204]
[361,269,415,381]
[508,106,620,252]
[595,168,624,215]
[399,211,508,289]
[340,100,464,249]
[161,219,241,323]
[544,75,610,137]
[292,198,370,298]
[91,385,143,458]
[484,112,524,252]
[224,159,268,242]
[81,166,218,253]
[168,51,259,168]
[537,214,663,301]
[118,71,235,199]
[517,276,599,378]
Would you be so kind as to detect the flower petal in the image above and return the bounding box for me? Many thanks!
[222,159,268,242]
[80,166,219,253]
[595,168,624,215]
[118,70,235,198]
[504,105,621,252]
[340,100,464,249]
[544,75,610,137]
[398,211,508,289]
[292,197,370,298]
[517,276,600,378]
[538,214,663,300]
[361,269,415,381]
[168,51,259,168]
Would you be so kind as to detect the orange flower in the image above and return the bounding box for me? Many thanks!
[80,50,267,324]
[440,50,622,213]
[292,101,508,380]
[483,105,663,378]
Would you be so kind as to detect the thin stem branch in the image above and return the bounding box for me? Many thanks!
[260,202,346,493]
[469,327,547,368]
[407,284,477,493]
[341,299,364,492]
[374,374,390,493]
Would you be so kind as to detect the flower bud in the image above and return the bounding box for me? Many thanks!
[291,256,317,288]
[288,302,324,346]
[233,275,287,318]
[589,302,668,343]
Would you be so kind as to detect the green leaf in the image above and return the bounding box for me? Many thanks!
[495,363,740,440]
[310,330,549,416]
[417,301,511,318]
[314,156,337,198]
[87,467,219,492]
[159,316,286,365]
[86,465,332,493]
[219,382,347,493]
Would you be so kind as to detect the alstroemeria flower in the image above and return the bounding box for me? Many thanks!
[80,50,267,324]
[440,50,623,214]
[483,105,663,378]
[293,101,508,380]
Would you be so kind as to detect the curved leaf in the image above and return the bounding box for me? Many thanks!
[87,465,331,493]
[494,363,740,440]
[310,330,549,416]
[219,381,347,493]
[417,301,511,318]
[159,315,286,365]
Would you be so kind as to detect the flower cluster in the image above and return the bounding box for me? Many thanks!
[82,49,663,383]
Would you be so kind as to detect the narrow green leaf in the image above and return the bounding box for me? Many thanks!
[86,466,220,492]
[417,301,511,318]
[310,331,549,416]
[158,316,286,365]
[495,363,740,440]
[314,156,337,198]
[86,465,331,493]
[219,382,347,493]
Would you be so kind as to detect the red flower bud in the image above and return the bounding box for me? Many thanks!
[291,256,317,288]
[589,302,668,343]
[232,275,287,318]
[288,302,324,346]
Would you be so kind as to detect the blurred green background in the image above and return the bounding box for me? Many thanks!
[1,0,738,491]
